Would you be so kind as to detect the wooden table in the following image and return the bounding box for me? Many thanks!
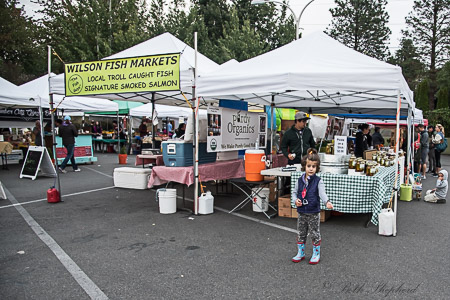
[135,154,164,168]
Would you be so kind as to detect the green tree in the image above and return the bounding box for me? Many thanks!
[389,38,425,90]
[38,0,151,72]
[0,0,46,84]
[436,87,448,109]
[217,7,263,62]
[415,79,429,111]
[404,0,450,110]
[326,0,391,60]
[437,61,450,107]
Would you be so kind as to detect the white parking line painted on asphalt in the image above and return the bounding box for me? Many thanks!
[4,187,109,300]
[177,196,297,234]
[0,186,115,209]
[83,166,113,178]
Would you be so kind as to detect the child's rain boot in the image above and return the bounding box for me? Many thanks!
[309,242,321,264]
[292,242,305,263]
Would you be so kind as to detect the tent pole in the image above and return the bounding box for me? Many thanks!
[194,31,199,215]
[117,112,120,153]
[406,107,412,183]
[393,90,401,237]
[270,95,275,167]
[48,45,61,198]
[39,97,44,147]
[151,92,155,149]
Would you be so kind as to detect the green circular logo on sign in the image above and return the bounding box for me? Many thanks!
[210,138,217,151]
[68,74,83,95]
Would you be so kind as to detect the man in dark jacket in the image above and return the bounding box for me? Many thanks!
[281,111,315,165]
[58,116,80,173]
[372,127,384,148]
[355,124,369,158]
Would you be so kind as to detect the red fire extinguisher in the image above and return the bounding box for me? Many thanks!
[47,186,61,203]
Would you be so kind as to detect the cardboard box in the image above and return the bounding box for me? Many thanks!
[278,194,292,208]
[364,149,377,160]
[278,206,292,218]
[320,210,331,222]
[291,208,298,218]
[269,182,276,202]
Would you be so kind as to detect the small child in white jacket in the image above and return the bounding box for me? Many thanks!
[424,169,448,203]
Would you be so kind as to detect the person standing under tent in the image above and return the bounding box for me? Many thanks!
[91,121,103,152]
[354,124,369,158]
[372,127,384,149]
[139,119,148,138]
[281,111,315,165]
[58,116,80,173]
[427,125,436,174]
[418,124,429,179]
[433,124,446,177]
[174,123,186,139]
[32,120,42,146]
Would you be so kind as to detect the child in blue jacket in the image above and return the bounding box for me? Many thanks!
[292,148,333,264]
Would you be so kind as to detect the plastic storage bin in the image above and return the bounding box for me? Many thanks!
[162,141,216,167]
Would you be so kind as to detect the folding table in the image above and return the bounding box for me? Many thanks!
[229,177,277,219]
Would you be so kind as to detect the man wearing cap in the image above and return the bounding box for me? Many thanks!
[58,116,80,173]
[281,111,315,165]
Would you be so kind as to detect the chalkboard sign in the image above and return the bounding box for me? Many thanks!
[20,146,56,180]
[21,149,43,177]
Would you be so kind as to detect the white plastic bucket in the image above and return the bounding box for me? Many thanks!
[157,188,177,214]
[252,187,270,212]
[378,208,394,236]
[199,191,214,215]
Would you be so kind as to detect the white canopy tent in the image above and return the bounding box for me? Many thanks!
[129,103,193,119]
[49,32,219,107]
[197,32,415,236]
[20,74,119,113]
[0,77,40,108]
[197,32,413,116]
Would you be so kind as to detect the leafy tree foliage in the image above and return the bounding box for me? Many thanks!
[38,0,151,72]
[403,0,450,109]
[326,0,391,60]
[389,38,425,90]
[436,87,448,109]
[0,0,46,84]
[415,79,429,111]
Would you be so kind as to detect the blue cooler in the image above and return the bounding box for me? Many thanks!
[162,141,217,167]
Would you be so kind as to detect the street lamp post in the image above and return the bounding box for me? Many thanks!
[251,0,315,40]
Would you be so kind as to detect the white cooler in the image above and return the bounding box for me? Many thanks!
[113,167,152,190]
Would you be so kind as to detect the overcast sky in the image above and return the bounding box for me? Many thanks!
[18,0,415,52]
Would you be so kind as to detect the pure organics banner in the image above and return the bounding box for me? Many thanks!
[64,53,180,96]
[207,107,267,152]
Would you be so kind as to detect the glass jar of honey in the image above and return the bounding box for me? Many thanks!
[367,162,377,176]
[356,159,365,172]
[348,155,356,169]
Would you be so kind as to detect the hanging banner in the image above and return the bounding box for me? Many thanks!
[64,53,180,96]
[207,107,267,152]
[0,107,51,122]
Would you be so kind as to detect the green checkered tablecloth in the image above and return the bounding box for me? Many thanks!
[291,166,398,225]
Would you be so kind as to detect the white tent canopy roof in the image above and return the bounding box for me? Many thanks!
[49,32,219,106]
[130,103,193,118]
[197,32,414,115]
[0,77,41,108]
[21,74,118,112]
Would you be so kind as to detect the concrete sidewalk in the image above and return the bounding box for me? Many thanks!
[0,153,449,299]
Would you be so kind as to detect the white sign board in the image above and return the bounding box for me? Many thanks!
[334,136,347,155]
[207,107,267,152]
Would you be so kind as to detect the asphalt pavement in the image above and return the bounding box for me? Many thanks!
[0,153,449,299]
